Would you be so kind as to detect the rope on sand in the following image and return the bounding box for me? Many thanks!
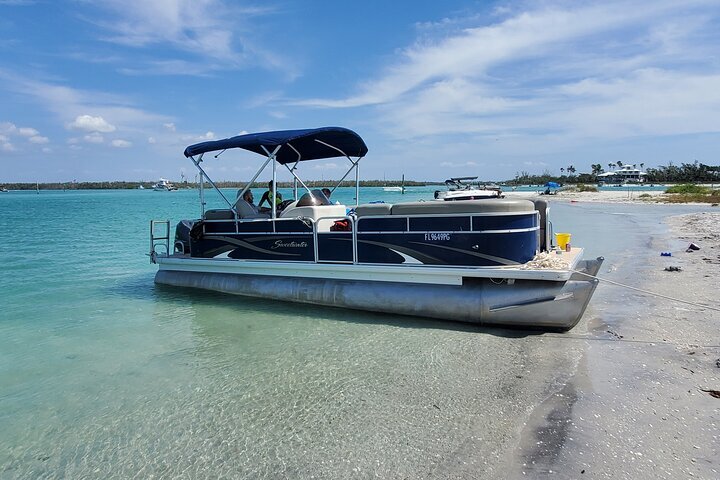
[572,270,720,313]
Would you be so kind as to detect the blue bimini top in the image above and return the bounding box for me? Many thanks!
[184,127,368,164]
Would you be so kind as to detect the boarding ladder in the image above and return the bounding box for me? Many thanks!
[149,220,170,264]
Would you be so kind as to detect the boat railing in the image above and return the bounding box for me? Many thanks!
[149,220,171,263]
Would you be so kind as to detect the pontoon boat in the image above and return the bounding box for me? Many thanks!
[149,127,602,330]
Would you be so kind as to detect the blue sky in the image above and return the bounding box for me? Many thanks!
[1,0,720,183]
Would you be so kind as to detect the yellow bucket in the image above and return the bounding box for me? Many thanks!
[555,232,571,250]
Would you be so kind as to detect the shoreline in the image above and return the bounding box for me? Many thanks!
[511,210,720,477]
[505,189,720,206]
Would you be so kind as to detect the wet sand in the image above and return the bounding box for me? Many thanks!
[508,210,720,478]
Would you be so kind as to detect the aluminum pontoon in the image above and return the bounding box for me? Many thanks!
[149,127,602,330]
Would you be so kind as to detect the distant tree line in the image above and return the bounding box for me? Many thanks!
[1,179,433,190]
[510,160,720,185]
[643,161,719,183]
[4,161,719,190]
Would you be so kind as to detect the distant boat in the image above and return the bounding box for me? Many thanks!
[138,185,145,190]
[383,174,406,193]
[152,178,178,191]
[0,186,8,193]
[434,176,504,200]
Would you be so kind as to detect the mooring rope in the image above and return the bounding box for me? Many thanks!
[572,270,720,312]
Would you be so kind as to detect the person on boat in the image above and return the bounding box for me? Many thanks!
[259,181,282,213]
[321,188,331,199]
[237,190,260,214]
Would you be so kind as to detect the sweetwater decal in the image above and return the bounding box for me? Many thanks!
[271,240,308,249]
[424,233,451,241]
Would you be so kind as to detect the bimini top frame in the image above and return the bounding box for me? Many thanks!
[183,127,368,219]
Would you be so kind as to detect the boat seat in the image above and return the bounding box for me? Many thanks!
[354,203,393,217]
[204,209,235,220]
[390,199,535,215]
[280,204,348,231]
[533,199,550,252]
[233,199,270,219]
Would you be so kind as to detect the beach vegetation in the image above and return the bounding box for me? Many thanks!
[665,184,710,194]
[663,184,720,203]
[574,184,598,192]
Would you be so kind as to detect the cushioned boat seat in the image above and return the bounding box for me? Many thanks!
[354,203,393,217]
[390,199,535,215]
[204,209,235,220]
[233,199,270,219]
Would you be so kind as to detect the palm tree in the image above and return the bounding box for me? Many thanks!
[640,163,644,171]
[616,160,623,168]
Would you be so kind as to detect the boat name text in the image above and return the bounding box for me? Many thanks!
[272,240,308,249]
[424,233,451,241]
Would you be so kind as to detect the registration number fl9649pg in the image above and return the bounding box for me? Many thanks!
[424,233,451,241]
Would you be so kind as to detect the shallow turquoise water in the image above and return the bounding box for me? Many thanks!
[0,188,708,478]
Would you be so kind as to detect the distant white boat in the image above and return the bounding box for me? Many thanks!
[152,178,178,191]
[0,186,8,193]
[138,185,145,190]
[383,174,406,193]
[434,176,503,200]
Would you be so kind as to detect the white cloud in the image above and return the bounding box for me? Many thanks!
[111,139,132,148]
[181,131,216,142]
[439,161,479,168]
[311,162,339,170]
[0,122,42,138]
[1,141,15,152]
[163,122,176,132]
[29,135,49,144]
[84,133,104,143]
[69,115,116,133]
[148,136,156,144]
[17,127,38,136]
[82,0,292,74]
[42,147,52,153]
[291,0,720,149]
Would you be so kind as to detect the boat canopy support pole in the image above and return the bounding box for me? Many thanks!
[283,163,314,198]
[285,143,302,201]
[256,145,283,221]
[190,153,237,215]
[236,146,281,208]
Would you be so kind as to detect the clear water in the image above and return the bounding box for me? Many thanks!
[0,188,708,478]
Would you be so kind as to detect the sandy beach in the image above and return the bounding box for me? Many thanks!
[506,205,720,478]
[505,188,719,205]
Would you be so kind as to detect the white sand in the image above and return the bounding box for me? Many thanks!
[512,211,720,478]
[504,188,720,205]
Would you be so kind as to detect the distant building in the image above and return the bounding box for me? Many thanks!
[597,164,647,184]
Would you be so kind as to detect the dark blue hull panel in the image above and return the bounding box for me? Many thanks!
[186,211,538,266]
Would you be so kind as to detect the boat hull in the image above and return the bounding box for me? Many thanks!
[154,257,603,330]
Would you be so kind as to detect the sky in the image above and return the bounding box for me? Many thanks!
[1,0,720,183]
